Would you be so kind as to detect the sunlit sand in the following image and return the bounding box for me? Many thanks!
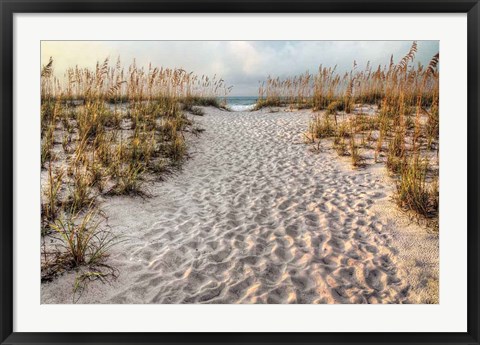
[42,106,438,304]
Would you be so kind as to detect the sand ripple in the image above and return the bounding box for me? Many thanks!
[41,108,438,304]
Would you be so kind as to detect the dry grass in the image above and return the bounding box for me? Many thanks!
[41,57,231,282]
[257,46,438,113]
[395,157,439,218]
[260,42,439,222]
[50,207,113,267]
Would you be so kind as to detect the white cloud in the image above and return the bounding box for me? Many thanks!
[227,41,261,75]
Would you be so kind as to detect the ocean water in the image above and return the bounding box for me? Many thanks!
[223,96,258,112]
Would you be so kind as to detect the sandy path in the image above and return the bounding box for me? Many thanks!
[42,107,438,304]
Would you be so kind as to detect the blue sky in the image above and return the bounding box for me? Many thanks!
[42,41,439,96]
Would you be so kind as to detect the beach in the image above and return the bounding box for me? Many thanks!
[41,106,439,304]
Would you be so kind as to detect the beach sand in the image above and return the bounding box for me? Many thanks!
[41,107,439,304]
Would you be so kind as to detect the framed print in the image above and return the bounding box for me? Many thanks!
[1,1,479,344]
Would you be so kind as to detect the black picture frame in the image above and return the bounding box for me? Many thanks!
[1,1,479,344]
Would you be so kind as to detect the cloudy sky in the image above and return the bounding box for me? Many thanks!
[41,41,439,96]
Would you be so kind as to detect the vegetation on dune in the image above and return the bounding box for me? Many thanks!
[256,42,437,112]
[41,42,440,296]
[258,42,439,224]
[40,57,231,285]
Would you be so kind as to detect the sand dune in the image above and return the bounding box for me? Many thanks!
[41,107,438,304]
